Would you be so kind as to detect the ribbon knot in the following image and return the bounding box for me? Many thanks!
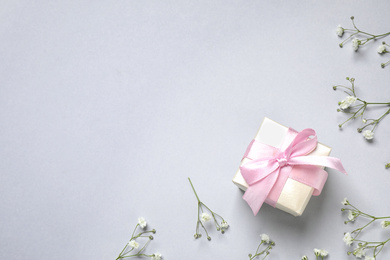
[277,158,288,167]
[240,127,347,216]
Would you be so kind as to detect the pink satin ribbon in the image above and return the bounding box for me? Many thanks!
[240,128,347,216]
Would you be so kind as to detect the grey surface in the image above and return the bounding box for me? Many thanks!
[1,1,390,259]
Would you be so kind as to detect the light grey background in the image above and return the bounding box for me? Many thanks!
[1,1,390,259]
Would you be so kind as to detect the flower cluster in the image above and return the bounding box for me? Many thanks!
[248,234,274,260]
[341,198,390,259]
[188,178,229,241]
[116,218,162,260]
[337,16,390,68]
[333,77,390,167]
[377,42,390,68]
[302,248,329,260]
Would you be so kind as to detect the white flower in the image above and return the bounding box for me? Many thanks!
[365,256,375,260]
[341,197,348,205]
[301,256,308,260]
[339,96,357,109]
[314,249,328,257]
[378,44,387,54]
[354,247,365,258]
[352,38,361,51]
[138,217,147,229]
[362,119,367,124]
[260,234,270,243]
[336,25,344,37]
[151,252,162,260]
[343,232,353,246]
[348,210,356,221]
[129,240,139,249]
[381,220,390,229]
[221,221,229,229]
[320,249,328,257]
[362,130,374,140]
[201,212,211,222]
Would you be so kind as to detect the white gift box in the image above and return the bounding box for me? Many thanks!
[232,117,331,216]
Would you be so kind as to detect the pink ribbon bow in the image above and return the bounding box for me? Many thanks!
[240,128,347,216]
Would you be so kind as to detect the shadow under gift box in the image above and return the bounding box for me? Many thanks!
[232,117,332,217]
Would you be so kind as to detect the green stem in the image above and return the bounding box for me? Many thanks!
[372,108,390,131]
[131,224,139,238]
[119,253,153,259]
[375,238,390,256]
[195,204,200,235]
[348,202,390,219]
[117,243,129,259]
[339,104,366,127]
[255,241,264,256]
[361,102,390,105]
[340,32,358,46]
[352,219,375,238]
[188,177,201,202]
[117,224,140,259]
[199,217,210,238]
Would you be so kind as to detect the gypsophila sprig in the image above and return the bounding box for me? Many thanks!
[248,234,274,260]
[188,177,229,241]
[341,198,390,259]
[116,218,161,260]
[333,77,390,168]
[301,248,329,260]
[337,17,390,62]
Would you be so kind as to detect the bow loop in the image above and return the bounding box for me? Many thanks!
[286,128,317,158]
[240,158,279,186]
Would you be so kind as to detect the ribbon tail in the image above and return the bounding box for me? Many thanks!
[289,156,347,175]
[243,169,279,215]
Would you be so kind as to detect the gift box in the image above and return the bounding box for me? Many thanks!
[232,117,346,216]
